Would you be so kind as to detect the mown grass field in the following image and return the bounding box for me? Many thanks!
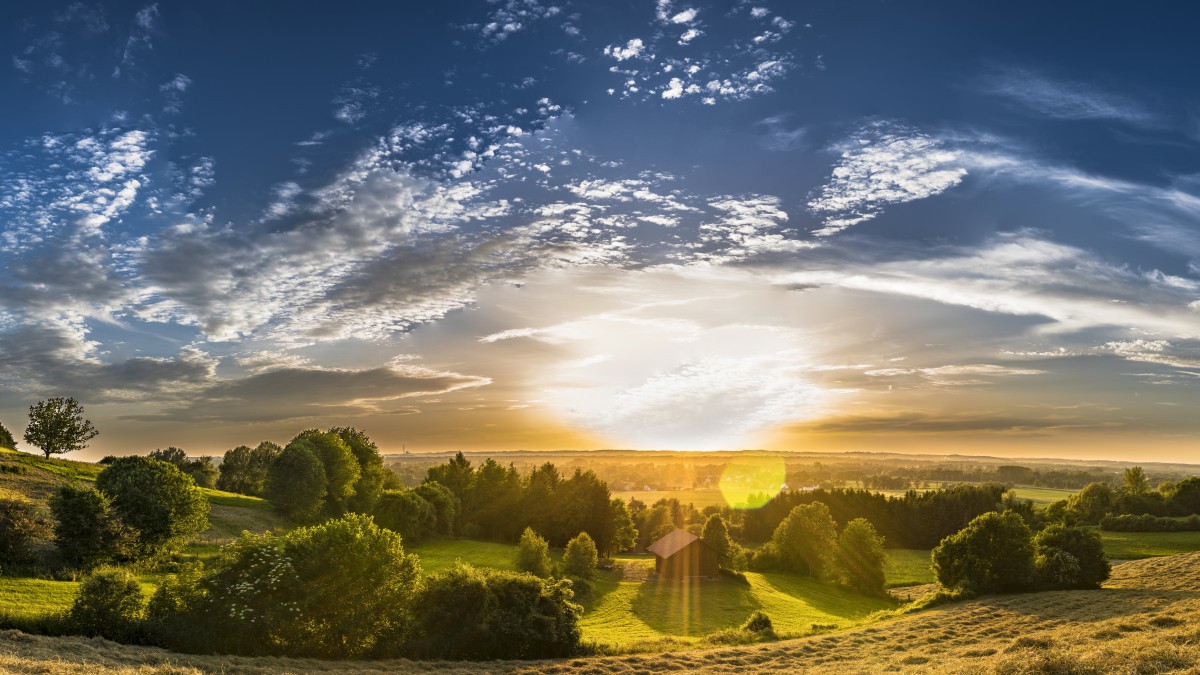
[882,549,934,587]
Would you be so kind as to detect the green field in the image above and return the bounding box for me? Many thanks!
[1098,529,1200,559]
[612,489,734,509]
[409,538,529,573]
[1010,486,1077,504]
[882,549,934,587]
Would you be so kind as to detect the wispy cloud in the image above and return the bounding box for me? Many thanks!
[977,66,1158,126]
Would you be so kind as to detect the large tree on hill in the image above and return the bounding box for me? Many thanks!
[95,456,210,560]
[23,397,99,459]
[330,427,388,513]
[287,430,361,517]
[266,444,328,522]
[217,441,281,496]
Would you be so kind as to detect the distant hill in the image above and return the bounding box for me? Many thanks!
[3,553,1200,672]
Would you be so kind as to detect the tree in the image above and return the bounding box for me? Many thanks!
[265,444,328,522]
[95,457,210,560]
[0,498,50,565]
[932,510,1034,595]
[836,518,887,595]
[701,514,734,569]
[1065,482,1115,525]
[1032,524,1110,590]
[413,481,459,535]
[427,452,474,502]
[0,421,15,450]
[1168,477,1200,516]
[148,447,187,465]
[23,397,99,459]
[331,427,387,514]
[285,430,360,517]
[184,456,218,488]
[217,441,281,496]
[607,498,638,556]
[406,564,582,660]
[49,484,135,569]
[372,489,436,544]
[562,531,598,580]
[515,527,552,578]
[1122,466,1151,495]
[770,502,839,578]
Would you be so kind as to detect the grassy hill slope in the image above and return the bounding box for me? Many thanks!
[4,553,1200,673]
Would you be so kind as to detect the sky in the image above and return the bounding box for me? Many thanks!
[3,1,1200,462]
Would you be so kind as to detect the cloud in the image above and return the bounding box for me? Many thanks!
[470,0,566,45]
[121,364,490,423]
[808,120,967,236]
[604,39,646,62]
[977,66,1158,125]
[797,411,1113,434]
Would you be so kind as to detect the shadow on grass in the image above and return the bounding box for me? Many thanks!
[754,571,897,620]
[630,577,760,637]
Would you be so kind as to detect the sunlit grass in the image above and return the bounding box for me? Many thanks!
[883,549,934,587]
[1098,528,1200,559]
[1010,486,1077,504]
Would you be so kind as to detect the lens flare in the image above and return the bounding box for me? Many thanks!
[718,455,787,508]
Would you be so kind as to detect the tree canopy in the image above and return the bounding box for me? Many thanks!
[23,397,98,459]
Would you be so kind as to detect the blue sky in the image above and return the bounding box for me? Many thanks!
[3,1,1200,460]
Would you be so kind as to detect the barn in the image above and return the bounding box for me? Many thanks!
[647,528,720,579]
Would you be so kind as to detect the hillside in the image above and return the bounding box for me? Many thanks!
[0,553,1198,673]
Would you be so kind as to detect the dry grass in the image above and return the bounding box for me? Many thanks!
[5,554,1200,673]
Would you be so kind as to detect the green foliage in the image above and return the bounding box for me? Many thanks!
[701,513,734,569]
[1066,482,1115,524]
[284,430,361,517]
[148,448,217,489]
[1168,477,1200,515]
[150,513,421,657]
[1033,524,1110,589]
[413,481,459,535]
[836,517,887,595]
[1102,513,1200,532]
[49,484,134,569]
[932,510,1034,594]
[769,502,839,578]
[265,444,327,522]
[607,497,638,555]
[0,421,15,450]
[331,427,386,514]
[406,563,582,660]
[515,527,552,578]
[68,569,145,640]
[23,397,99,459]
[0,498,50,565]
[741,610,775,635]
[562,531,598,580]
[1122,466,1151,494]
[373,489,435,544]
[148,447,187,465]
[426,451,474,502]
[217,442,281,496]
[95,457,210,560]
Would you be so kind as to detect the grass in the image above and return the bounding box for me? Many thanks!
[611,489,734,509]
[408,538,528,573]
[1098,528,1200,559]
[883,548,935,587]
[1010,486,1077,504]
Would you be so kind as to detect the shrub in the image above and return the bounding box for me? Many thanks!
[1101,513,1200,532]
[330,427,386,514]
[742,610,774,635]
[0,497,50,566]
[406,564,582,660]
[372,489,436,544]
[1032,524,1109,589]
[95,457,209,560]
[49,484,135,569]
[0,421,15,450]
[68,569,145,640]
[562,532,598,580]
[932,510,1034,594]
[836,517,887,595]
[149,513,420,657]
[515,527,552,578]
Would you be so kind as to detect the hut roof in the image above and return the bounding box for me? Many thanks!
[647,528,699,558]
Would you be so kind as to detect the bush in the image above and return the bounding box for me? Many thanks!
[1101,513,1200,532]
[372,489,436,544]
[49,484,135,569]
[68,569,145,640]
[1032,524,1109,589]
[0,497,50,566]
[95,457,209,560]
[406,564,582,660]
[515,527,552,578]
[932,510,1034,594]
[562,532,598,580]
[148,513,420,657]
[742,610,774,635]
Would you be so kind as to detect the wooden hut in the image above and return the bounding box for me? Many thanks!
[647,528,719,579]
